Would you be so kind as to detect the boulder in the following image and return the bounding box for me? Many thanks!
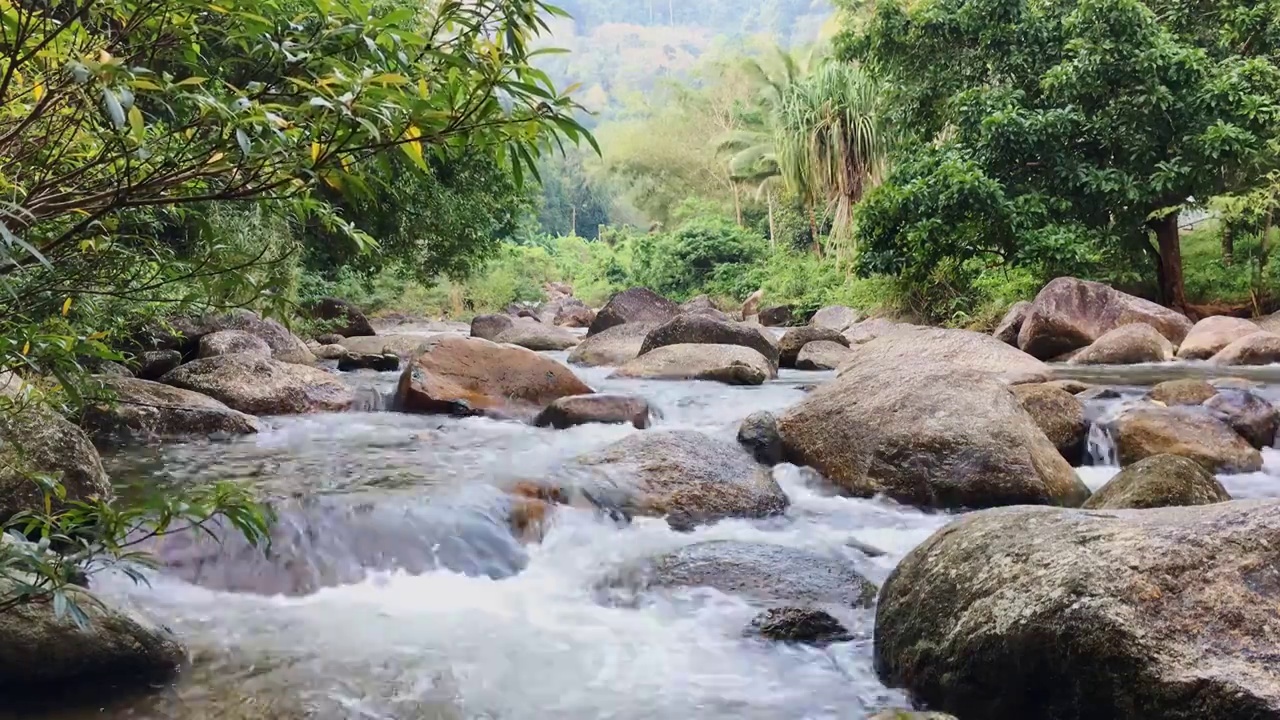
[197,329,272,359]
[992,301,1031,346]
[82,377,260,447]
[533,394,650,430]
[679,295,731,321]
[810,305,861,332]
[311,297,375,337]
[737,411,783,465]
[777,353,1087,510]
[1204,389,1279,449]
[758,305,794,327]
[337,352,400,372]
[551,298,595,328]
[747,607,853,646]
[1067,323,1174,365]
[1044,379,1092,395]
[341,333,435,358]
[0,407,111,522]
[544,281,573,302]
[620,540,875,607]
[611,344,775,385]
[570,432,789,530]
[587,288,679,336]
[1148,379,1216,406]
[1175,315,1259,360]
[843,318,913,345]
[0,583,185,693]
[312,344,348,360]
[316,333,346,346]
[1016,277,1192,359]
[134,349,182,381]
[874,501,1280,720]
[470,314,514,341]
[740,289,765,320]
[778,326,850,368]
[639,314,780,368]
[567,322,656,367]
[1082,454,1230,509]
[836,327,1049,385]
[795,340,854,371]
[160,353,354,416]
[493,320,580,351]
[395,335,591,419]
[1012,383,1088,464]
[1112,406,1262,472]
[1209,331,1280,366]
[186,309,315,364]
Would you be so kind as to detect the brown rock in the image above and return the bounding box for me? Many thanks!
[311,297,374,337]
[1017,277,1192,359]
[197,329,272,359]
[567,322,656,367]
[992,301,1031,346]
[161,353,354,415]
[82,377,260,446]
[534,394,650,429]
[836,327,1049,385]
[640,314,779,368]
[1176,315,1259,360]
[0,406,111,522]
[1067,323,1174,365]
[740,288,765,320]
[1113,406,1262,472]
[1012,383,1088,463]
[1148,379,1216,406]
[611,344,775,385]
[587,288,679,336]
[1209,331,1280,366]
[470,314,514,341]
[778,326,850,368]
[493,319,581,351]
[551,298,595,328]
[795,340,854,371]
[758,305,794,327]
[312,343,348,360]
[395,335,591,419]
[1082,454,1230,509]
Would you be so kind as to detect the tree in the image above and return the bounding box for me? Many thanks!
[848,0,1280,309]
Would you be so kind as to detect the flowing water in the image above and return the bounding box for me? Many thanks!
[15,350,1280,720]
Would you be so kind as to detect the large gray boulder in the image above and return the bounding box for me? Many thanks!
[82,377,260,446]
[611,344,775,385]
[569,431,789,530]
[1148,379,1217,406]
[0,407,111,522]
[795,340,854,371]
[1067,323,1174,365]
[839,327,1049,384]
[874,501,1280,720]
[133,349,182,380]
[533,394,650,430]
[311,297,375,337]
[778,349,1087,510]
[1176,316,1259,360]
[1012,383,1087,463]
[639,314,779,368]
[341,333,435,358]
[567,322,656,367]
[1209,331,1280,366]
[1112,406,1262,473]
[197,329,272,359]
[1204,389,1279,449]
[738,411,783,465]
[587,288,679,336]
[810,305,861,332]
[493,319,581,351]
[679,295,731,321]
[777,326,850,368]
[843,318,915,345]
[992,301,1031,346]
[470,314,514,341]
[1016,277,1192,360]
[161,353,353,416]
[1082,454,1230,509]
[185,309,315,364]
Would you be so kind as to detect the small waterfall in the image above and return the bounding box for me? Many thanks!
[1086,420,1119,466]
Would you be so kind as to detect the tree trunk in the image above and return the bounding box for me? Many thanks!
[1148,213,1187,311]
[1263,211,1274,269]
[766,190,776,249]
[1221,222,1234,266]
[807,204,821,258]
[570,205,577,237]
[732,184,742,226]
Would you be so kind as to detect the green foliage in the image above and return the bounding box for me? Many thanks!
[631,217,768,300]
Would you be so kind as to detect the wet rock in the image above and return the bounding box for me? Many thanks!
[992,301,1031,346]
[0,582,185,695]
[587,288,679,336]
[492,320,581,351]
[534,394,650,430]
[0,406,111,522]
[778,350,1087,510]
[161,353,354,415]
[1016,277,1192,360]
[571,432,789,530]
[737,411,783,465]
[185,309,316,364]
[843,318,912,345]
[1148,378,1216,405]
[341,333,435,358]
[625,540,875,606]
[134,349,182,380]
[759,305,794,327]
[312,343,348,360]
[778,326,850,368]
[1113,406,1262,472]
[396,335,591,419]
[1067,323,1174,365]
[337,352,399,373]
[470,313,514,341]
[611,344,775,385]
[747,607,853,646]
[795,340,854,371]
[1209,331,1280,366]
[837,327,1049,384]
[874,501,1280,720]
[197,329,272,359]
[740,288,765,320]
[1204,389,1279,449]
[1082,454,1229,509]
[567,322,656,367]
[316,333,346,346]
[679,295,731,321]
[1077,386,1122,402]
[1044,379,1091,394]
[810,305,861,332]
[640,314,780,368]
[82,377,260,447]
[1012,383,1087,464]
[1176,315,1259,360]
[311,297,375,337]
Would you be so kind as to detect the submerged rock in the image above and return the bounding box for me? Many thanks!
[567,322,656,367]
[0,407,111,522]
[1148,378,1216,406]
[747,607,853,646]
[640,314,779,368]
[1176,315,1259,360]
[197,329,272,359]
[795,340,854,371]
[534,394,650,430]
[1082,454,1230,509]
[992,301,1031,346]
[396,335,591,419]
[1067,323,1174,365]
[778,326,849,368]
[1209,331,1280,366]
[1204,389,1279,449]
[587,287,679,336]
[82,377,260,446]
[493,319,580,351]
[1016,277,1192,359]
[1012,383,1087,464]
[161,353,354,415]
[570,431,789,530]
[611,344,775,385]
[874,501,1280,720]
[1113,406,1262,472]
[737,411,784,465]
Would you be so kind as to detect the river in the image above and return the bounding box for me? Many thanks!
[15,342,1280,720]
